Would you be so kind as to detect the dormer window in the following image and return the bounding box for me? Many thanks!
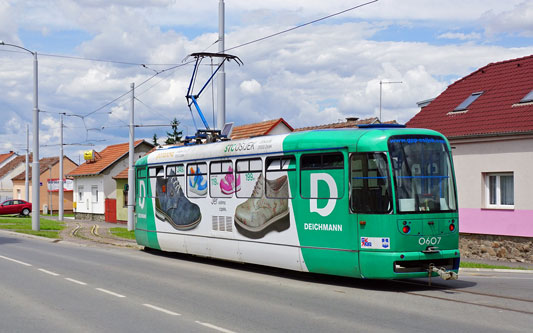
[454,91,483,111]
[519,89,533,103]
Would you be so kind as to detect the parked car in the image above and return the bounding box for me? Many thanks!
[0,199,32,216]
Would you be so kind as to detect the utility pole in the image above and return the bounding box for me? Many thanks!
[25,124,29,202]
[59,113,64,222]
[127,82,135,231]
[216,0,226,131]
[379,80,402,122]
[0,41,39,230]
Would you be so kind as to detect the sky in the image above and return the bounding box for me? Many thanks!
[1,0,533,162]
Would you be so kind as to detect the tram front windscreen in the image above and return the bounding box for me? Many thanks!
[388,135,457,214]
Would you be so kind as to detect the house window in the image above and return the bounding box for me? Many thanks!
[485,173,514,209]
[78,186,84,202]
[454,91,483,111]
[91,186,99,203]
[17,189,21,199]
[520,89,533,103]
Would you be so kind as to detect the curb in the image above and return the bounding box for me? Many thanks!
[459,267,533,274]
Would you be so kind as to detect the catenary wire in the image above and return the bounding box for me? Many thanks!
[224,0,378,52]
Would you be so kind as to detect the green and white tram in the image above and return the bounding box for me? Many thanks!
[134,125,460,280]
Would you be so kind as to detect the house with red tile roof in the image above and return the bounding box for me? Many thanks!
[0,154,27,202]
[0,151,18,169]
[230,118,293,140]
[12,156,78,213]
[295,117,396,131]
[67,140,154,221]
[407,54,533,238]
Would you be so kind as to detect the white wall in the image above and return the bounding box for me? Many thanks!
[0,163,25,202]
[451,136,533,210]
[73,175,105,214]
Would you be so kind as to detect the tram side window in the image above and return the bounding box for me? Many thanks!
[187,162,208,198]
[350,153,392,214]
[300,152,344,199]
[265,156,295,199]
[235,158,262,198]
[166,164,185,195]
[210,160,233,198]
[135,168,147,201]
[148,166,164,199]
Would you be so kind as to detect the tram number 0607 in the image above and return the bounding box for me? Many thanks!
[418,236,441,246]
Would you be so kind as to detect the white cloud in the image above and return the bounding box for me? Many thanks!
[482,1,533,37]
[438,32,481,41]
[240,79,261,94]
[1,0,533,159]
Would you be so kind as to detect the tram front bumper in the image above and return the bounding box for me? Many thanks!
[359,249,460,279]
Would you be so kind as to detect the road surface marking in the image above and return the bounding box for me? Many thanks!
[95,288,126,298]
[38,268,60,276]
[65,278,87,285]
[0,255,32,266]
[195,321,236,333]
[143,304,181,316]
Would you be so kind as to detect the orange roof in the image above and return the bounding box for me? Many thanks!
[68,140,151,177]
[1,155,30,179]
[113,146,158,180]
[10,156,61,181]
[295,117,397,131]
[230,118,293,140]
[0,151,16,165]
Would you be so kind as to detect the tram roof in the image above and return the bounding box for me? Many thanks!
[136,127,446,167]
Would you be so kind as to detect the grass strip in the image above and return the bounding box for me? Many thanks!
[109,227,135,240]
[0,216,65,238]
[460,261,532,270]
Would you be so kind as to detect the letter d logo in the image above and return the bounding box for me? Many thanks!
[310,173,337,217]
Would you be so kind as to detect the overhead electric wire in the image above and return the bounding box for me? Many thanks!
[225,0,379,52]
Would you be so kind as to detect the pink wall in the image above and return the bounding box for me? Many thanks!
[459,208,533,237]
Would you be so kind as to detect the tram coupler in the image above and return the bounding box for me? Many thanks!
[427,264,458,285]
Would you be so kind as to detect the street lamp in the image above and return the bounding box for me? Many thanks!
[379,80,402,122]
[0,41,40,231]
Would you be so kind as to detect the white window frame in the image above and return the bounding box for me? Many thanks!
[484,172,514,209]
[91,185,99,203]
[78,185,84,202]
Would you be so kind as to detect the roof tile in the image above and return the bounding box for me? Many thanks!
[407,55,533,137]
[67,140,150,177]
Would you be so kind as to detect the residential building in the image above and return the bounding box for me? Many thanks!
[407,55,533,238]
[67,140,154,221]
[230,118,293,140]
[0,154,28,202]
[0,151,18,168]
[295,116,396,131]
[12,156,78,213]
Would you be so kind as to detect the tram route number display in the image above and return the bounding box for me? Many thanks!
[418,236,441,246]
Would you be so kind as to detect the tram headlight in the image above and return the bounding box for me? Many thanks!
[402,225,410,234]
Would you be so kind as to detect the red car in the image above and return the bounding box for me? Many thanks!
[0,199,32,216]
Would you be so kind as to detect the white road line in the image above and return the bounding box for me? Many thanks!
[195,321,236,333]
[65,278,87,285]
[95,288,126,298]
[38,268,60,276]
[0,255,32,266]
[143,304,181,316]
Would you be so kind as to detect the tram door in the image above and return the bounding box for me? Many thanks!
[299,151,359,276]
[350,153,393,274]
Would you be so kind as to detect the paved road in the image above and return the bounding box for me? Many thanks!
[1,231,532,332]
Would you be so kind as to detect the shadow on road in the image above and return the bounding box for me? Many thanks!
[141,247,476,292]
[0,236,21,245]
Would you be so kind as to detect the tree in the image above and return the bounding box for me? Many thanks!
[165,118,183,145]
[152,133,159,147]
